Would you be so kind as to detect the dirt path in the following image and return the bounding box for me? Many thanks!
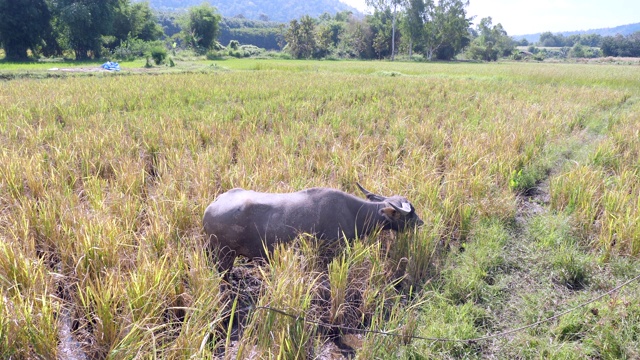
[478,96,640,357]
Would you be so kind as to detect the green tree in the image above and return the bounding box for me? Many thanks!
[423,0,471,60]
[113,1,164,45]
[367,8,394,59]
[285,19,302,57]
[466,17,514,61]
[601,32,640,57]
[285,16,317,59]
[579,34,602,47]
[335,10,354,22]
[538,31,564,47]
[0,0,53,60]
[568,43,585,58]
[366,0,405,60]
[400,0,428,57]
[338,17,373,58]
[182,3,221,52]
[316,16,345,57]
[373,31,389,58]
[57,0,125,59]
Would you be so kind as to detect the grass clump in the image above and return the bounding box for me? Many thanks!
[529,213,592,290]
[441,219,509,305]
[551,248,592,290]
[407,297,488,358]
[528,213,575,248]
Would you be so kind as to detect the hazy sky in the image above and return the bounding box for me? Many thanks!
[339,0,640,35]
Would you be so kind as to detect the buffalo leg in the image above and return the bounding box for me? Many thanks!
[216,246,237,276]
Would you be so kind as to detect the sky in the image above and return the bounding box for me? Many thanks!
[339,0,640,35]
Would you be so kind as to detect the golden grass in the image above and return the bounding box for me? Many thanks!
[550,98,640,257]
[1,60,639,357]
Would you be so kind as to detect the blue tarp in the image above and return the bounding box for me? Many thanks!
[101,62,121,71]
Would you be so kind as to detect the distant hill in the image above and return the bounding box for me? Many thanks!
[513,22,640,44]
[139,0,360,22]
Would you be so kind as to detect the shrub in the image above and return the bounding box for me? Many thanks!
[150,46,168,65]
[113,38,150,61]
[113,39,167,62]
[211,41,225,51]
[227,50,241,58]
[240,45,264,57]
[224,45,265,58]
[228,40,240,50]
[205,50,224,60]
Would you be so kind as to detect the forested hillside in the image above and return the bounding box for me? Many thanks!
[218,18,284,50]
[514,22,640,44]
[139,0,360,22]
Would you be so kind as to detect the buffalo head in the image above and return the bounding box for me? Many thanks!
[356,182,424,231]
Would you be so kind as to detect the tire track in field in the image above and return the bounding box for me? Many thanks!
[481,95,637,356]
[481,148,580,356]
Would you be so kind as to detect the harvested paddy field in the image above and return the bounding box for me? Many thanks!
[1,59,639,358]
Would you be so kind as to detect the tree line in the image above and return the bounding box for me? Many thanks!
[601,32,640,57]
[217,17,283,51]
[283,0,517,61]
[0,0,223,61]
[0,0,513,62]
[0,0,165,60]
[521,31,640,58]
[534,32,603,48]
[1,0,639,62]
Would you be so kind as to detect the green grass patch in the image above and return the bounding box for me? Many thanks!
[408,296,488,358]
[441,219,510,305]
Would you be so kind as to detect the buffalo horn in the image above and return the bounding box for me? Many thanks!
[356,182,386,202]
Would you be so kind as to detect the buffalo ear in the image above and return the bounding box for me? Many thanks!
[380,207,400,219]
[389,201,411,216]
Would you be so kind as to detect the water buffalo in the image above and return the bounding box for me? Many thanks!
[203,183,423,273]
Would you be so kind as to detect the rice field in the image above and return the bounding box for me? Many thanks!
[1,59,639,358]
